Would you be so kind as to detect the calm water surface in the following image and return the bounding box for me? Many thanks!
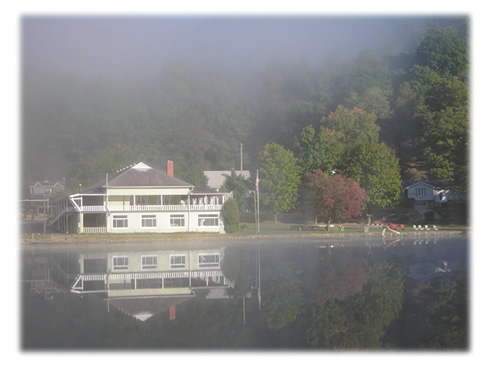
[21,234,468,350]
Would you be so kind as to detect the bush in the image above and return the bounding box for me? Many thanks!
[222,198,240,233]
[424,210,435,222]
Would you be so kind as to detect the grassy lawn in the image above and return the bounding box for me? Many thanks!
[239,221,468,236]
[21,220,469,244]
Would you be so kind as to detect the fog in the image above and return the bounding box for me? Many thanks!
[22,16,430,78]
[21,15,465,185]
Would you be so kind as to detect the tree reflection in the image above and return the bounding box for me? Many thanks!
[315,247,369,305]
[261,261,303,330]
[22,239,468,350]
[306,258,404,349]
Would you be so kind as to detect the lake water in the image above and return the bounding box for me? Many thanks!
[21,234,468,350]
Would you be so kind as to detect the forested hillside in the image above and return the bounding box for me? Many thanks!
[22,19,468,196]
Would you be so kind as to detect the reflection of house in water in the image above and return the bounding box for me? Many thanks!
[407,260,457,282]
[22,253,78,299]
[70,247,230,321]
[401,242,465,282]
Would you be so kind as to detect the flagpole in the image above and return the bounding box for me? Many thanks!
[256,170,260,233]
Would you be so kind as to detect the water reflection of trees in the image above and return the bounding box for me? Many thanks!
[261,261,303,330]
[315,247,369,305]
[22,240,468,350]
[305,256,404,349]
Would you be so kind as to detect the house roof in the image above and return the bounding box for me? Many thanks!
[107,294,195,321]
[85,162,194,192]
[204,170,250,190]
[30,180,64,188]
[402,180,453,190]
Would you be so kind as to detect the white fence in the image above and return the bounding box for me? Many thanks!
[82,226,107,234]
[80,204,223,212]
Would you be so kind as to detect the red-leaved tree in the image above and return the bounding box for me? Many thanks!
[301,169,366,228]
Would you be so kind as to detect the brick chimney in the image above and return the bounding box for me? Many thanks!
[166,160,174,177]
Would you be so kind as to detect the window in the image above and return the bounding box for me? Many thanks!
[415,188,427,198]
[170,214,185,227]
[113,256,129,270]
[198,214,219,227]
[198,254,220,267]
[132,195,161,206]
[170,255,186,269]
[113,215,128,228]
[141,255,158,270]
[141,214,157,228]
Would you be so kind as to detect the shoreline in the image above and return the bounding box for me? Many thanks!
[19,230,468,252]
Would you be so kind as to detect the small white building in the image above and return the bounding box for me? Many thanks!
[204,170,251,191]
[29,180,65,198]
[50,161,232,234]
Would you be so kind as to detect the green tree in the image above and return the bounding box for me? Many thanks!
[334,49,393,105]
[222,198,240,233]
[403,26,469,190]
[67,144,144,191]
[341,141,402,223]
[344,86,392,121]
[296,125,340,176]
[220,170,250,213]
[258,143,301,223]
[321,105,380,145]
[387,81,422,165]
[417,76,468,192]
[415,26,468,79]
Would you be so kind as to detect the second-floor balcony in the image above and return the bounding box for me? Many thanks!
[79,204,224,212]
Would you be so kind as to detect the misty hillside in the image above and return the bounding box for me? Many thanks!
[21,16,468,194]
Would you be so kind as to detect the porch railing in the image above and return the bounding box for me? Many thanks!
[79,204,223,212]
[82,226,107,234]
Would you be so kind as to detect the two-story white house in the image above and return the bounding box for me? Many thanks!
[49,161,232,234]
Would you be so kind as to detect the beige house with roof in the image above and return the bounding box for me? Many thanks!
[49,161,232,234]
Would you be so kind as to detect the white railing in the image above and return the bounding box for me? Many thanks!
[81,206,106,212]
[82,227,107,234]
[79,204,223,212]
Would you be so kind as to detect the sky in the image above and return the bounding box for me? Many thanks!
[21,16,434,80]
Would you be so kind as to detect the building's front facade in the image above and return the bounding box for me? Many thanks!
[402,180,466,207]
[29,180,65,198]
[50,161,231,234]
